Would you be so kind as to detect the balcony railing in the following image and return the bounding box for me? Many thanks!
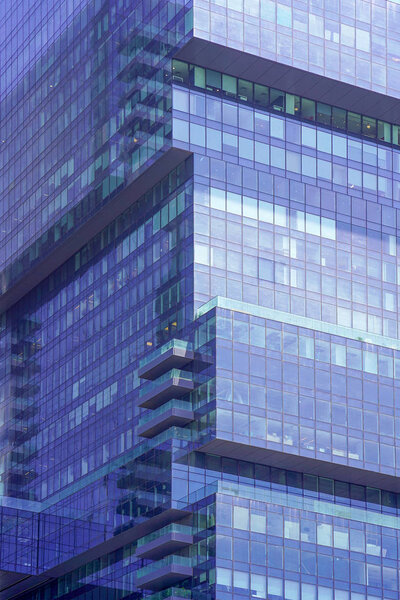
[139,369,194,409]
[145,587,191,600]
[136,523,193,560]
[136,555,193,590]
[138,399,194,438]
[139,340,194,380]
[137,523,192,548]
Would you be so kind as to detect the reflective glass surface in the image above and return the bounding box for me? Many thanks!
[172,60,400,148]
[193,0,400,98]
[0,0,192,294]
[3,1,400,600]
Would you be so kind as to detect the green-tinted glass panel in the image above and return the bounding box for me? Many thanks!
[348,111,361,134]
[317,102,331,126]
[393,125,400,146]
[350,484,365,502]
[319,477,334,496]
[377,121,391,143]
[366,487,381,506]
[222,74,237,97]
[238,78,253,102]
[192,65,205,88]
[286,93,301,116]
[334,480,349,499]
[301,98,315,122]
[254,84,269,108]
[171,61,400,149]
[332,107,346,130]
[382,490,398,509]
[172,60,189,84]
[362,116,376,138]
[270,88,285,112]
[206,69,222,91]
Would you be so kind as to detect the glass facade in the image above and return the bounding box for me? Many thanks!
[171,60,400,147]
[0,0,192,295]
[1,2,400,600]
[192,0,400,98]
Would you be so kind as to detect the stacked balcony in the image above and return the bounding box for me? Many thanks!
[138,340,196,438]
[136,554,193,591]
[136,523,193,560]
[133,511,193,590]
[139,369,194,410]
[137,399,194,438]
[138,340,194,380]
[145,588,191,600]
[134,341,196,592]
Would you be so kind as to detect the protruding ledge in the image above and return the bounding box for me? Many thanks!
[136,526,193,560]
[138,405,194,438]
[136,560,193,591]
[198,438,400,493]
[175,38,400,125]
[139,372,194,410]
[139,344,194,380]
[0,147,191,315]
[1,508,191,599]
[0,574,51,600]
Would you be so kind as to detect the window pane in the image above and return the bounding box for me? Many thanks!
[301,98,315,122]
[238,79,253,102]
[193,65,205,88]
[286,93,301,116]
[378,121,391,143]
[270,88,285,112]
[222,74,237,98]
[255,84,269,107]
[348,112,361,134]
[206,69,222,91]
[317,102,331,126]
[393,125,400,146]
[332,107,346,130]
[172,60,189,84]
[362,116,376,138]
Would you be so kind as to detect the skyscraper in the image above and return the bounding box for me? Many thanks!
[1,1,400,599]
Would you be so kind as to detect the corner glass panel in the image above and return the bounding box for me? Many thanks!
[172,60,189,84]
[270,88,285,112]
[238,79,253,102]
[301,98,315,122]
[362,116,376,138]
[348,112,361,135]
[317,102,331,126]
[255,84,269,108]
[286,93,301,116]
[332,107,346,130]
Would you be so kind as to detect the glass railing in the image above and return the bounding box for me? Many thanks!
[196,297,400,352]
[139,369,193,398]
[134,426,192,461]
[133,465,168,483]
[139,399,193,426]
[137,523,192,548]
[139,339,192,370]
[134,489,169,505]
[145,587,191,600]
[172,59,400,148]
[137,555,193,580]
